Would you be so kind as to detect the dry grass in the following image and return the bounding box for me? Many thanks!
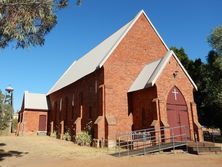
[0,135,108,158]
[0,135,222,167]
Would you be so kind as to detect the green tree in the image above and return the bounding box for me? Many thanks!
[0,90,13,132]
[203,51,222,130]
[171,25,222,132]
[0,90,4,113]
[0,104,13,131]
[205,26,222,131]
[170,47,191,70]
[0,0,81,48]
[172,47,222,131]
[208,25,222,55]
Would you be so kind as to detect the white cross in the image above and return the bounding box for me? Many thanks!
[172,88,179,100]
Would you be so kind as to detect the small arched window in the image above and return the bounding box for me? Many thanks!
[142,108,146,127]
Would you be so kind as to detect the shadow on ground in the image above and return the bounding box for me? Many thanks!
[0,143,28,161]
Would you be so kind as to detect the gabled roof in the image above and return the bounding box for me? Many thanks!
[47,10,169,95]
[128,59,161,92]
[128,50,198,92]
[23,91,48,110]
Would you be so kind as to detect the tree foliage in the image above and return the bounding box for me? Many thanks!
[208,25,222,55]
[0,90,13,132]
[170,47,191,70]
[0,0,82,48]
[171,25,222,131]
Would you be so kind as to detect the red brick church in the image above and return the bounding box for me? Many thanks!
[21,10,203,145]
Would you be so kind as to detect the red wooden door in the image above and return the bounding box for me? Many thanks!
[39,115,47,131]
[167,86,190,141]
[167,105,181,140]
[178,105,190,140]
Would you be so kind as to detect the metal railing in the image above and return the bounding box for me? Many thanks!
[114,125,189,157]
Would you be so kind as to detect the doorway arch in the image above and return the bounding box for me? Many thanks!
[166,86,190,141]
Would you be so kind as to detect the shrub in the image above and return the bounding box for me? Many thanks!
[0,105,12,131]
[12,118,18,133]
[75,131,92,146]
[50,131,56,138]
[64,130,72,141]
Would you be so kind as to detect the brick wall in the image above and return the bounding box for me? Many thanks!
[130,86,157,130]
[46,13,203,143]
[155,55,203,141]
[47,14,168,141]
[103,14,168,138]
[47,69,105,139]
[20,110,47,134]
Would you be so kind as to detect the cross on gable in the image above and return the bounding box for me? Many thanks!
[172,88,179,100]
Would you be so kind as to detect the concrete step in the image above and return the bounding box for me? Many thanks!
[188,142,221,154]
[37,131,47,136]
[188,142,215,147]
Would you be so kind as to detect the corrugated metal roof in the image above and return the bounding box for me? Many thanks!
[47,10,169,95]
[47,20,134,95]
[146,50,172,87]
[24,91,48,110]
[128,59,161,92]
[128,50,197,92]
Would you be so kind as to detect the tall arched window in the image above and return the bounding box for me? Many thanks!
[142,108,146,127]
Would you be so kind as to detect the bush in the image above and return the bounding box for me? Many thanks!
[50,131,56,138]
[0,105,12,131]
[12,118,18,133]
[75,131,92,146]
[64,130,72,141]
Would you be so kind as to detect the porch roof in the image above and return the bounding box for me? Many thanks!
[128,50,197,92]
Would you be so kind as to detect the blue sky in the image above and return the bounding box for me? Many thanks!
[0,0,221,112]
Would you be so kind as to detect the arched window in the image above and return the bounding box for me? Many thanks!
[65,97,69,122]
[142,108,146,127]
[88,106,92,120]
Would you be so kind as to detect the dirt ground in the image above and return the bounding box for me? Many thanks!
[0,135,222,167]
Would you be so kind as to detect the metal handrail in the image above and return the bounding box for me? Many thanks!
[117,126,166,137]
[115,125,189,157]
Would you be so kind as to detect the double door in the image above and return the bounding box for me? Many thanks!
[167,104,190,141]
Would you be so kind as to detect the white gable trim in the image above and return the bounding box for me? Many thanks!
[98,10,169,68]
[47,19,132,95]
[47,10,170,95]
[149,51,172,87]
[142,10,169,51]
[172,51,198,90]
[149,50,198,90]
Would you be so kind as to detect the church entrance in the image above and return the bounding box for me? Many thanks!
[166,86,190,141]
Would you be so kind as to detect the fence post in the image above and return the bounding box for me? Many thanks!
[195,133,199,154]
[118,137,120,157]
[172,129,175,152]
[143,132,146,155]
[185,126,188,153]
[158,129,161,152]
[127,138,129,156]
